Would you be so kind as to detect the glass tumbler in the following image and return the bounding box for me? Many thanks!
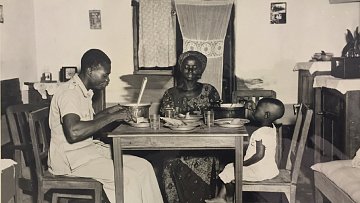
[149,114,161,130]
[204,110,214,127]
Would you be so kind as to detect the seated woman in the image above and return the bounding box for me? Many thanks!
[159,51,221,203]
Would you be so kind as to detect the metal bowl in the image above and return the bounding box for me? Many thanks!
[120,103,151,119]
[211,103,245,119]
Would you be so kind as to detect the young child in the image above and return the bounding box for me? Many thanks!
[206,98,285,203]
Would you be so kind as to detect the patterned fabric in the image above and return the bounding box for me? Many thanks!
[33,82,62,99]
[159,83,220,115]
[138,0,176,68]
[178,50,207,73]
[184,38,224,58]
[163,156,218,203]
[159,83,220,203]
[175,0,234,95]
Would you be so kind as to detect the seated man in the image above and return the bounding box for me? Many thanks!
[48,49,164,203]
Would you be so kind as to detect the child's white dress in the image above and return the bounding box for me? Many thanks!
[219,124,279,183]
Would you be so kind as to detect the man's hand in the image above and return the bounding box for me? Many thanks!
[111,108,131,122]
[106,104,125,114]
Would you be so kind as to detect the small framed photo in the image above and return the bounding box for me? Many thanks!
[41,72,53,82]
[89,10,101,29]
[60,67,77,82]
[270,2,287,24]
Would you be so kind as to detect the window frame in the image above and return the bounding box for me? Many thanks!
[131,0,181,75]
[131,0,235,102]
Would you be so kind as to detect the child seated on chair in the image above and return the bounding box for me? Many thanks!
[206,98,285,203]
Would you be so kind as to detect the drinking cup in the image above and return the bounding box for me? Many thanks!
[149,114,161,130]
[164,108,175,118]
[204,110,214,127]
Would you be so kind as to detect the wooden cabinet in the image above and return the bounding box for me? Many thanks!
[297,70,330,109]
[314,87,360,163]
[24,82,105,113]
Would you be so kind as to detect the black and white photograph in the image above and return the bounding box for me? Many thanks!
[270,2,287,24]
[1,0,360,203]
[89,10,102,29]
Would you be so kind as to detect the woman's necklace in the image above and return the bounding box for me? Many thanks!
[181,82,198,91]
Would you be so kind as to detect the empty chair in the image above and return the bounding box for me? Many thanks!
[6,103,48,203]
[27,107,103,203]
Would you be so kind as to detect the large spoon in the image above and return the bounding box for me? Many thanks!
[134,77,148,123]
[137,77,148,106]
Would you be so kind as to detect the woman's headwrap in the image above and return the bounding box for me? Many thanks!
[178,51,207,74]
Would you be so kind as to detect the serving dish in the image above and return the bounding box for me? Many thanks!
[214,118,250,128]
[168,125,197,131]
[212,104,245,119]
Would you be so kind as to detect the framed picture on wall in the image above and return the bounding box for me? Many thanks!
[270,2,286,24]
[0,5,4,23]
[89,10,101,29]
[60,67,77,82]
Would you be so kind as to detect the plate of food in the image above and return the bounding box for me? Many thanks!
[215,118,250,128]
[127,120,150,128]
[167,125,197,131]
[163,119,200,131]
[178,112,203,122]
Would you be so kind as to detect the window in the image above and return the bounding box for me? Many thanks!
[132,0,182,75]
[131,0,235,102]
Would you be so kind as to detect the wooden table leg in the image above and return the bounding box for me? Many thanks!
[235,136,243,203]
[113,138,124,203]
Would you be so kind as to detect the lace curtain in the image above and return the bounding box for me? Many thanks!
[138,0,177,68]
[175,0,234,96]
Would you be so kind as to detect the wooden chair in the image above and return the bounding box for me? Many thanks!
[27,107,103,203]
[242,104,313,203]
[6,103,49,203]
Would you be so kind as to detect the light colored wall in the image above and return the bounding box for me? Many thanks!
[0,0,38,102]
[235,0,360,104]
[32,0,135,104]
[1,0,359,106]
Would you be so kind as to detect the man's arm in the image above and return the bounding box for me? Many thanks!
[62,109,128,144]
[243,140,265,166]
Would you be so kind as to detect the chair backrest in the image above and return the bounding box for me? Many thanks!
[28,107,51,179]
[232,89,276,104]
[6,104,48,171]
[285,103,313,184]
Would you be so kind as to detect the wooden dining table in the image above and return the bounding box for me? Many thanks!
[108,123,249,203]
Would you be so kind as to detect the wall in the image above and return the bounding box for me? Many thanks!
[0,0,38,102]
[2,0,359,106]
[32,0,138,104]
[235,0,360,104]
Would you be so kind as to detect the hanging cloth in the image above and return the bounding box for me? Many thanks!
[138,0,177,68]
[175,0,234,96]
